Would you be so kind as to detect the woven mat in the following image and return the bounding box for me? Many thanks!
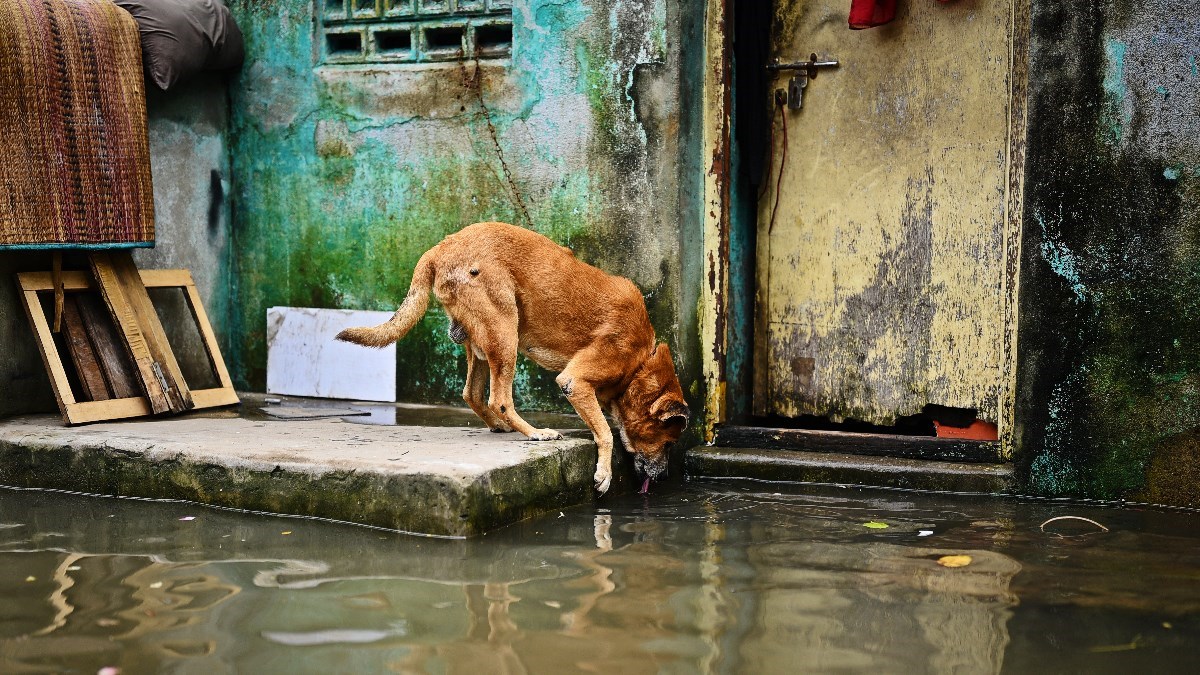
[0,0,154,249]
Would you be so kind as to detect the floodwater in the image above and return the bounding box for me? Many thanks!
[1,481,1198,674]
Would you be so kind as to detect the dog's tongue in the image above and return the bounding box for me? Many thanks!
[639,477,651,495]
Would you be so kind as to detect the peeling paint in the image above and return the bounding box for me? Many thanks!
[1101,38,1129,142]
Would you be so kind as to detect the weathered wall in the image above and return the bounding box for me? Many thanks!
[0,75,234,417]
[134,74,236,365]
[1016,1,1200,504]
[225,0,704,414]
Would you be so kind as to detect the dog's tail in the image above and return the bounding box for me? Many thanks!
[335,248,437,348]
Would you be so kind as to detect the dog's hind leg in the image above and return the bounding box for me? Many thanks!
[462,340,511,432]
[477,329,562,442]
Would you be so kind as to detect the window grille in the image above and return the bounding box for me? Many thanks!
[320,0,513,64]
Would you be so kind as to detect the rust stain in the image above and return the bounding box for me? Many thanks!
[709,0,732,379]
[701,0,733,435]
[790,356,815,390]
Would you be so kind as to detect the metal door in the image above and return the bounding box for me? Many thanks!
[754,0,1021,425]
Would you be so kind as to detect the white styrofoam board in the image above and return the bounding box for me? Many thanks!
[266,307,396,402]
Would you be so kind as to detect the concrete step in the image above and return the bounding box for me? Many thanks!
[713,425,1003,463]
[0,411,604,537]
[686,446,1015,494]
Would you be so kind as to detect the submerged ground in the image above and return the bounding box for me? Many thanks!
[1,480,1197,673]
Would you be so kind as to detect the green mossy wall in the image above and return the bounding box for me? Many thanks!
[226,0,704,416]
[1016,1,1200,505]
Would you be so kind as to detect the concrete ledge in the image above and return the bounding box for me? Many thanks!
[686,446,1015,494]
[0,414,599,537]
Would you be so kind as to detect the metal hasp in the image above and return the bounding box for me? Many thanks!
[769,54,839,110]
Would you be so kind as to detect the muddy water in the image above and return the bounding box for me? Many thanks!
[1,481,1197,673]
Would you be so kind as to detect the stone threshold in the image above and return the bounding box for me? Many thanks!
[686,446,1015,494]
[0,402,601,537]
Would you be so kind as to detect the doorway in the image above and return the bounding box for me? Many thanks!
[727,0,1026,449]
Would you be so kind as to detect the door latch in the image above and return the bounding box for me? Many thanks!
[768,54,839,110]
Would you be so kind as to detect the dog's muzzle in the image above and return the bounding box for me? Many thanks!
[634,454,667,481]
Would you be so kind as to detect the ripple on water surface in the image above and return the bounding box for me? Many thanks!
[1,481,1198,673]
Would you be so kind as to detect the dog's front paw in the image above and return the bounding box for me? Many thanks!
[528,428,564,441]
[594,466,612,495]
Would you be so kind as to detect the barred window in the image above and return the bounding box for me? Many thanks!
[320,0,513,64]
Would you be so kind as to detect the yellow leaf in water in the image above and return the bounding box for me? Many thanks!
[24,576,35,582]
[863,521,889,529]
[937,555,973,568]
[281,531,292,536]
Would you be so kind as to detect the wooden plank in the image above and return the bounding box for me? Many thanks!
[144,269,238,405]
[19,267,236,424]
[75,291,140,400]
[19,271,92,292]
[88,251,194,414]
[19,288,77,420]
[63,398,153,425]
[51,252,63,333]
[181,280,236,391]
[191,388,241,408]
[713,426,1004,464]
[23,269,233,395]
[60,295,110,401]
[145,269,237,405]
[139,269,193,287]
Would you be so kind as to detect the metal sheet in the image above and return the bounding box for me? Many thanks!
[756,0,1018,425]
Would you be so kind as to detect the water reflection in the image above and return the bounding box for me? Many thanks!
[1,483,1198,673]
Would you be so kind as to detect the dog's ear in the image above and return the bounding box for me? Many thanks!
[651,342,673,366]
[651,395,690,425]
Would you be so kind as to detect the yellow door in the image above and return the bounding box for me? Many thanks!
[755,0,1021,427]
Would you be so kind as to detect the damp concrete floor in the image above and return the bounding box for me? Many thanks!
[0,394,600,537]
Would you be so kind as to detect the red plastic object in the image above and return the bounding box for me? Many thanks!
[933,420,999,441]
[848,0,897,29]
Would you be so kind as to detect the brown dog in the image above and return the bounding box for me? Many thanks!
[335,221,689,494]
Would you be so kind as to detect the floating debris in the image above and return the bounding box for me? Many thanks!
[179,516,196,521]
[1089,634,1142,653]
[1040,516,1109,533]
[863,521,889,529]
[918,530,934,537]
[937,555,973,568]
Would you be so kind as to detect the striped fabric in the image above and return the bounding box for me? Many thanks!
[0,0,154,249]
